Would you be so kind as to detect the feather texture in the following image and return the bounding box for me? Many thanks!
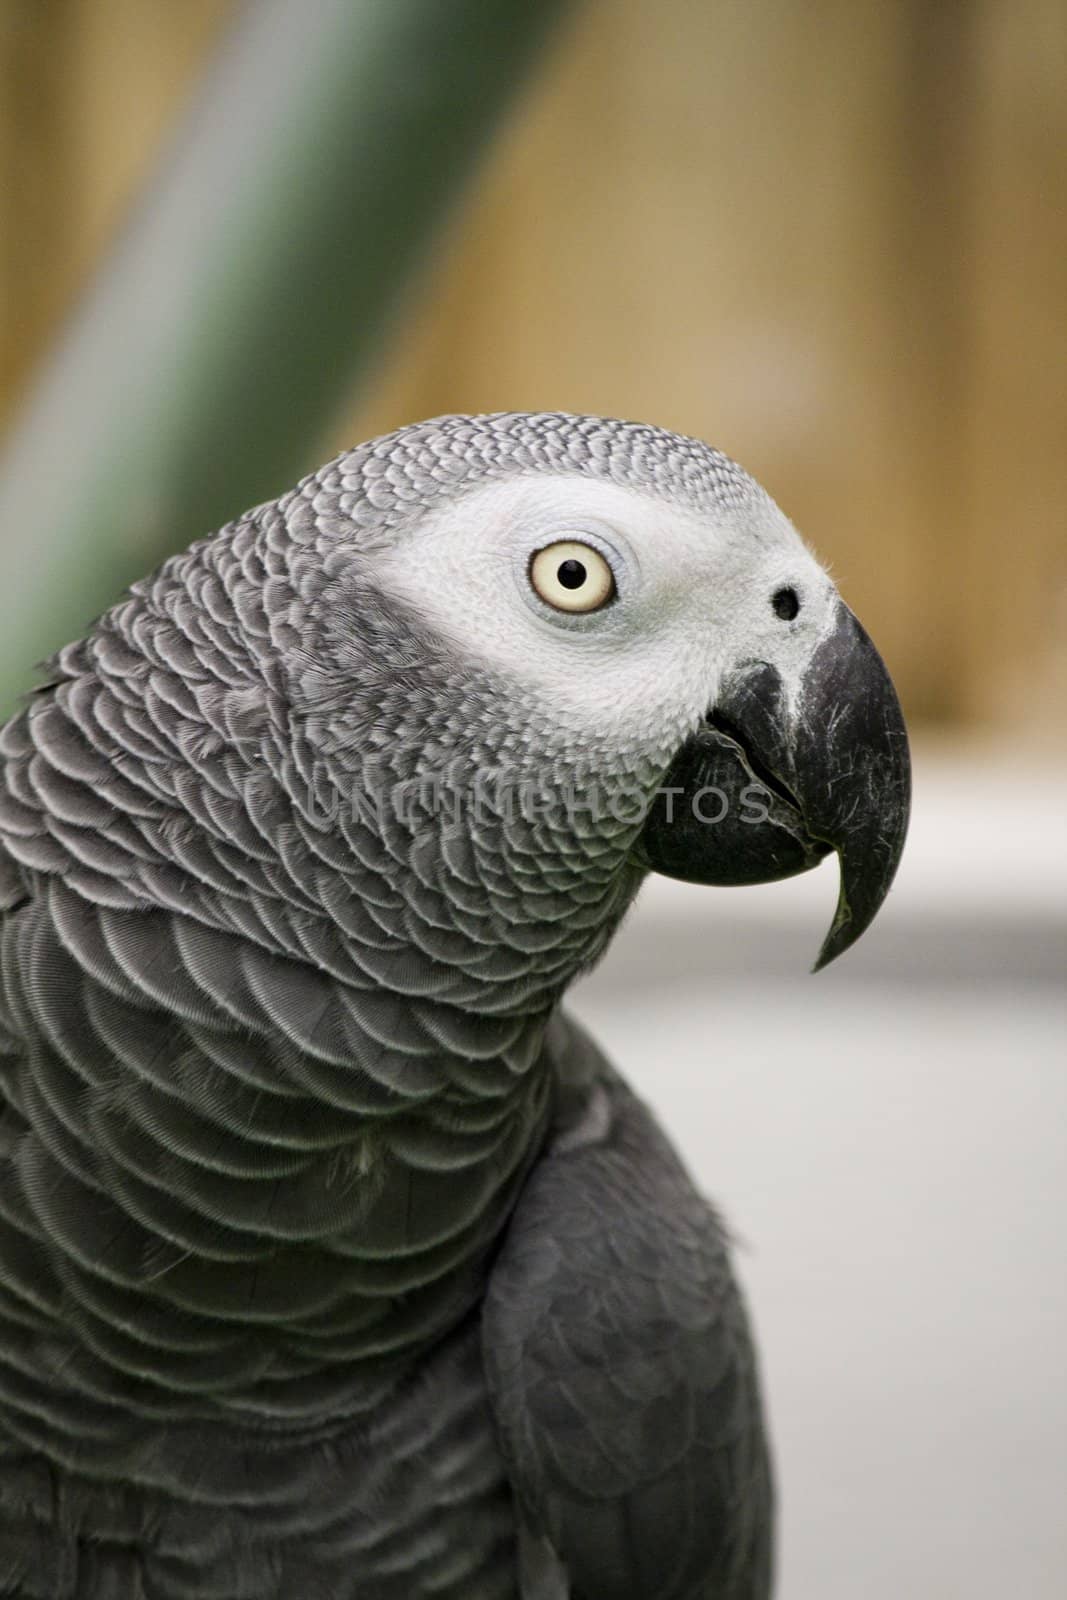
[484,1032,773,1600]
[0,414,773,1596]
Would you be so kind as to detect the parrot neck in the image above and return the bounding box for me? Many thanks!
[0,564,659,1442]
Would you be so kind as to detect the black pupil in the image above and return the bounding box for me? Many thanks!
[773,586,799,621]
[557,559,587,590]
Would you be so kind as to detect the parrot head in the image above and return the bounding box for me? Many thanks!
[286,412,909,973]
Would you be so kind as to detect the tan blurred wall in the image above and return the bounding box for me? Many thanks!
[0,0,231,422]
[2,0,1064,740]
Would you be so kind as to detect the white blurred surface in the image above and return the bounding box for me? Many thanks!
[571,747,1066,1599]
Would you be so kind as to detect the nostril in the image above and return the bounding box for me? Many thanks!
[772,586,800,621]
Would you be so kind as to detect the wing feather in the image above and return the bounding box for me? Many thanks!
[484,1025,773,1599]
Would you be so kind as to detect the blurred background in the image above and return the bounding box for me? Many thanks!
[0,1,1064,1596]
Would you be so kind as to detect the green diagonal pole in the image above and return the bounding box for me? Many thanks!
[0,0,573,714]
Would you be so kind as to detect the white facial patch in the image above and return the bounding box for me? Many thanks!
[368,473,837,764]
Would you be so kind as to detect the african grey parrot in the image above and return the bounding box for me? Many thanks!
[0,413,909,1598]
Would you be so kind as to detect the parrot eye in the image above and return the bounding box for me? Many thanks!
[529,541,616,614]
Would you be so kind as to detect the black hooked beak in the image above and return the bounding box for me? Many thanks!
[635,602,911,969]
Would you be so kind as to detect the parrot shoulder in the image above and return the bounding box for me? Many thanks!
[483,1015,773,1599]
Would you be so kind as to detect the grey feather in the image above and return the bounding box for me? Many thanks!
[0,414,773,1596]
[484,1020,773,1600]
